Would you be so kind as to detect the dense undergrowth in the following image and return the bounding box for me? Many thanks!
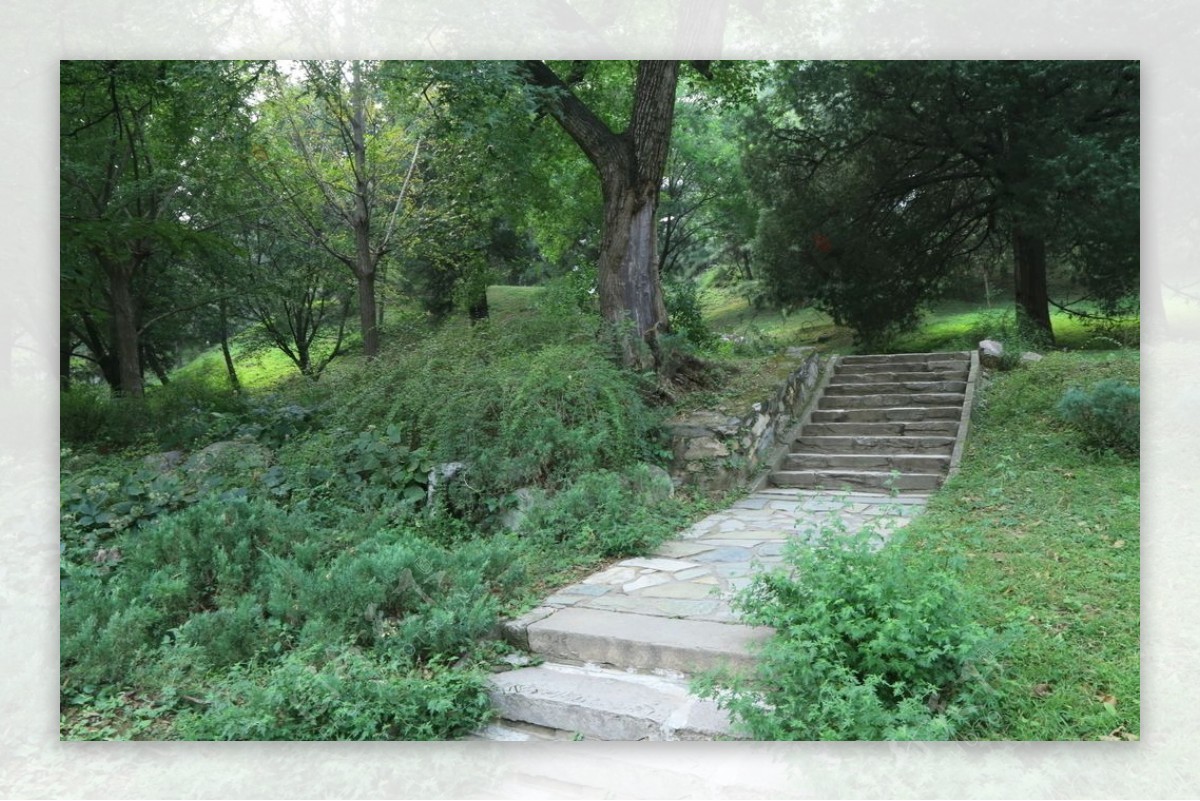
[61,276,1140,741]
[697,348,1139,741]
[59,279,713,740]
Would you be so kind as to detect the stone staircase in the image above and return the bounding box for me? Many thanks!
[474,350,978,741]
[770,351,975,493]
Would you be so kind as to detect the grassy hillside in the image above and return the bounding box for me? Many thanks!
[60,278,1140,741]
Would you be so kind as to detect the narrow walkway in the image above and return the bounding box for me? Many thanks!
[475,351,978,741]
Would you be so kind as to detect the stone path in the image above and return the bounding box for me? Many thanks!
[474,351,979,741]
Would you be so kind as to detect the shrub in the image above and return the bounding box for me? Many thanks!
[696,521,1005,740]
[664,278,717,349]
[174,645,493,740]
[1056,379,1140,457]
[517,466,684,559]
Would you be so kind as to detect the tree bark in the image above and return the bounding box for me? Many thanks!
[218,298,242,393]
[519,60,679,369]
[1012,226,1055,344]
[106,254,145,397]
[350,61,380,360]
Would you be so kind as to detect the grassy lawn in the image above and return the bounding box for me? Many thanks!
[698,281,1140,354]
[900,350,1140,740]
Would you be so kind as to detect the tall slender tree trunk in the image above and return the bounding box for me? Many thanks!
[1012,226,1055,344]
[218,298,242,393]
[106,254,145,397]
[350,61,380,359]
[60,322,74,392]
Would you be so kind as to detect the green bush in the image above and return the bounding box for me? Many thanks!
[664,278,717,349]
[1056,379,1140,457]
[271,527,523,662]
[174,645,493,740]
[697,522,1005,740]
[517,466,683,559]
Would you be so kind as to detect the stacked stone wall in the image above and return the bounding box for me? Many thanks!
[666,350,823,492]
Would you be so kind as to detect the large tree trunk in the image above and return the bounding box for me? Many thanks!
[355,261,379,358]
[1012,226,1055,344]
[599,176,671,366]
[521,60,679,369]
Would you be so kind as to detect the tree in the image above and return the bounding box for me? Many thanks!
[60,60,261,395]
[749,60,1139,345]
[517,60,685,368]
[255,61,422,360]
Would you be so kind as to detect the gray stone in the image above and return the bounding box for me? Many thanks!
[637,582,719,600]
[142,450,185,472]
[682,436,730,460]
[526,607,771,673]
[1020,351,1044,364]
[488,664,735,741]
[499,486,541,531]
[979,339,1004,368]
[692,547,755,564]
[185,440,272,475]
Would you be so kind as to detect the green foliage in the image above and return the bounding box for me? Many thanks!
[748,60,1139,345]
[327,319,664,519]
[1057,379,1140,457]
[698,523,1005,740]
[174,645,493,740]
[60,378,250,451]
[517,466,682,559]
[663,279,717,349]
[895,351,1139,739]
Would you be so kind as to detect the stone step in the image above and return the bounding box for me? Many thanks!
[487,662,737,741]
[818,392,966,410]
[771,469,945,492]
[830,370,968,384]
[790,435,956,454]
[835,359,969,375]
[783,453,950,472]
[802,420,961,437]
[525,606,772,674]
[467,721,581,741]
[810,406,963,423]
[838,351,970,364]
[824,380,967,396]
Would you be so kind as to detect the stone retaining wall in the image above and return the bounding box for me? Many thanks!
[666,350,824,492]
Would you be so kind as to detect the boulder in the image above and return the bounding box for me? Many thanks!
[142,450,185,473]
[979,339,1004,369]
[1020,351,1045,365]
[426,461,467,508]
[184,440,272,475]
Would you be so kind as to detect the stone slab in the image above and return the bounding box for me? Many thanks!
[526,607,772,673]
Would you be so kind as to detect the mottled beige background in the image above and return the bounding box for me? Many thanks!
[3,1,1194,797]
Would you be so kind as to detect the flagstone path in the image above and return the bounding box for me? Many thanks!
[473,351,979,741]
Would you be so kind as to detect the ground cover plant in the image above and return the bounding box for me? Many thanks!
[696,347,1139,741]
[59,285,717,740]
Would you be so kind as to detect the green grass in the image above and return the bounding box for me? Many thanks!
[698,280,1139,355]
[899,350,1140,740]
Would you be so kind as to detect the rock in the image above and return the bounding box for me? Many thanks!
[185,440,272,474]
[636,464,675,501]
[142,450,185,472]
[426,461,467,508]
[682,437,730,460]
[979,339,1004,368]
[500,486,542,531]
[1020,351,1044,364]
